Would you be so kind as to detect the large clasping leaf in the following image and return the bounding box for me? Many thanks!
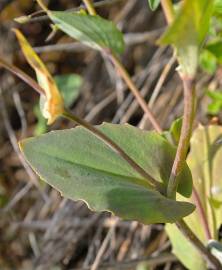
[20,123,194,224]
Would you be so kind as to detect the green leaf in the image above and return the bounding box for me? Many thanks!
[207,90,222,101]
[208,101,222,115]
[206,40,222,64]
[199,50,217,74]
[159,0,214,76]
[34,105,47,136]
[213,0,222,16]
[54,74,82,107]
[48,12,125,55]
[20,123,194,224]
[148,0,160,11]
[207,90,222,115]
[166,224,207,270]
[169,117,182,145]
[162,118,182,146]
[187,125,222,232]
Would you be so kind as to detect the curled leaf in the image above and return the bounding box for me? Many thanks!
[13,29,64,124]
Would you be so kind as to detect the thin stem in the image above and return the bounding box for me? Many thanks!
[159,2,222,268]
[110,53,162,133]
[0,58,44,95]
[176,220,222,270]
[192,187,212,240]
[62,110,164,192]
[160,0,174,24]
[167,77,196,198]
[82,0,97,15]
[81,0,162,133]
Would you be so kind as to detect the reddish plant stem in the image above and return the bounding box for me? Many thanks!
[81,0,162,133]
[192,187,212,240]
[167,77,196,198]
[0,58,44,95]
[110,53,162,133]
[160,1,222,268]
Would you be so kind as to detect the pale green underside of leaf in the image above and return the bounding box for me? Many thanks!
[48,12,125,55]
[187,125,222,234]
[20,123,194,224]
[148,0,160,11]
[159,0,214,76]
[54,74,83,107]
[166,224,206,270]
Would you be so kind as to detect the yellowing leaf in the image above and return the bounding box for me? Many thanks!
[13,29,64,124]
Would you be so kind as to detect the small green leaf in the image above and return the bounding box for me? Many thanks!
[54,74,82,107]
[34,105,47,136]
[207,90,222,101]
[48,12,125,55]
[159,0,214,76]
[169,118,182,145]
[199,50,217,74]
[207,90,222,115]
[148,0,160,11]
[213,0,222,16]
[162,118,182,146]
[20,124,194,224]
[206,40,222,64]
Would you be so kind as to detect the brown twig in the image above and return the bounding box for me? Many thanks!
[69,253,177,270]
[0,88,48,204]
[19,0,124,23]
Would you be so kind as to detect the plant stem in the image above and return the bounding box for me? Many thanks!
[193,187,212,240]
[82,0,97,15]
[81,0,162,133]
[110,53,162,133]
[160,0,174,24]
[0,58,44,96]
[159,2,222,268]
[62,110,164,192]
[176,220,222,270]
[167,77,196,198]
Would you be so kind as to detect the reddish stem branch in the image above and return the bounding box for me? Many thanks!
[110,54,162,133]
[192,187,212,240]
[167,77,196,198]
[0,58,44,95]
